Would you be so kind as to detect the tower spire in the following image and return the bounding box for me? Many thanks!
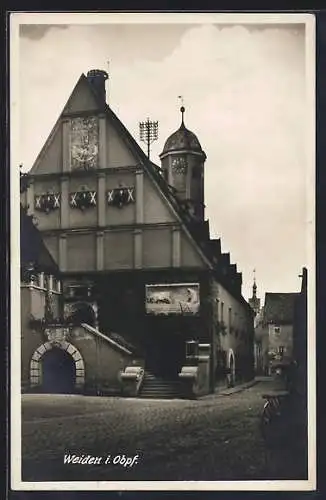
[178,95,185,126]
[252,269,257,297]
[249,268,261,316]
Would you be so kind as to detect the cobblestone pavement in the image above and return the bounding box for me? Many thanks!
[21,380,307,482]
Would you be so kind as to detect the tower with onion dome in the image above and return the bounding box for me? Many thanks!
[159,105,207,222]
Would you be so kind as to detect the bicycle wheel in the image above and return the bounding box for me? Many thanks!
[260,399,283,446]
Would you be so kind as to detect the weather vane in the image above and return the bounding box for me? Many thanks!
[139,118,159,160]
[178,96,185,124]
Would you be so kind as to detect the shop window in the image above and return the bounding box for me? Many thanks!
[65,284,93,300]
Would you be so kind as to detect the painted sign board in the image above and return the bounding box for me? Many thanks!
[145,283,200,316]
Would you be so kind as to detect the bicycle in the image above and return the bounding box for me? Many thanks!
[260,390,291,446]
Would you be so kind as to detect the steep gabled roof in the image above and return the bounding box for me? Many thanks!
[20,205,59,274]
[263,292,299,324]
[78,74,217,270]
[28,72,250,309]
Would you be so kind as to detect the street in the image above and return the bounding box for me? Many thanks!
[21,379,307,482]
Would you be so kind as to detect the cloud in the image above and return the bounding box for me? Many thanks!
[20,24,69,40]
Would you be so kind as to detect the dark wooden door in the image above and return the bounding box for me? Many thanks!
[41,348,76,394]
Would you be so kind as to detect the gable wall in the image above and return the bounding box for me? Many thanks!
[63,79,99,115]
[180,232,206,268]
[106,120,138,168]
[32,125,63,175]
[143,228,172,268]
[210,279,254,380]
[24,76,208,274]
[143,173,175,224]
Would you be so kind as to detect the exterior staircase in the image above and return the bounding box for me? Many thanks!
[139,370,183,399]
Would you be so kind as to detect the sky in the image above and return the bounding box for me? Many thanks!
[17,17,312,302]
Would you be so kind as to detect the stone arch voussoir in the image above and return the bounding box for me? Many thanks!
[29,341,85,390]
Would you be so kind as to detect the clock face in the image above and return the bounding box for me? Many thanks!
[70,117,99,170]
[172,157,187,174]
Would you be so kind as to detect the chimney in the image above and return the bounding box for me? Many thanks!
[87,69,108,102]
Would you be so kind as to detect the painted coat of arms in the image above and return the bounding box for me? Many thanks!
[71,116,99,170]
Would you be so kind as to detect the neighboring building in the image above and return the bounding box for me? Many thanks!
[20,69,254,397]
[20,205,62,391]
[248,275,261,318]
[293,267,308,396]
[255,291,299,375]
[253,307,268,375]
[248,276,263,374]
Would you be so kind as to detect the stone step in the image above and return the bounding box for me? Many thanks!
[142,381,180,386]
[140,371,182,399]
[141,386,180,392]
[140,392,181,399]
[141,380,181,386]
[141,387,179,394]
[142,385,180,392]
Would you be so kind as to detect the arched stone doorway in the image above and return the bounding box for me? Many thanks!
[42,348,76,393]
[30,341,85,393]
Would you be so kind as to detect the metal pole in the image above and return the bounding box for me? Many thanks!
[139,118,158,161]
[147,120,150,159]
